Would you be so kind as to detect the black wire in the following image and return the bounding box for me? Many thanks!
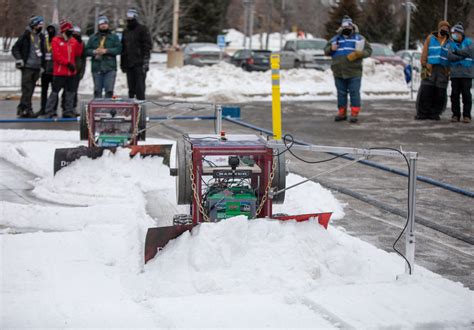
[278,134,349,163]
[369,147,412,275]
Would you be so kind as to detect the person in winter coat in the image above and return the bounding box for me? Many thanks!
[85,15,122,98]
[324,15,372,123]
[121,8,152,100]
[44,20,83,118]
[11,15,45,118]
[447,23,473,123]
[36,24,58,117]
[416,20,455,121]
[69,25,86,110]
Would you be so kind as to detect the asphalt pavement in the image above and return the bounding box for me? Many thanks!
[1,96,473,288]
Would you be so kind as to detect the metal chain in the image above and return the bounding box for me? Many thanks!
[188,154,210,222]
[132,105,142,141]
[255,157,277,218]
[84,106,97,147]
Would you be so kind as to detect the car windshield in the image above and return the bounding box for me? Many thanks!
[188,43,220,52]
[296,40,326,50]
[372,45,396,57]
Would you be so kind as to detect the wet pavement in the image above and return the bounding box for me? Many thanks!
[1,97,473,288]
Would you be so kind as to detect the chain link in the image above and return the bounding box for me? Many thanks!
[84,105,97,147]
[255,157,276,218]
[188,154,210,222]
[132,104,142,142]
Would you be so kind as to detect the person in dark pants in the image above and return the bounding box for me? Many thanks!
[121,8,152,100]
[416,21,454,121]
[85,15,122,98]
[447,23,473,124]
[324,15,372,123]
[36,24,57,117]
[44,20,83,118]
[11,15,45,118]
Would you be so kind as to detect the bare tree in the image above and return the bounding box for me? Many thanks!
[0,0,38,51]
[133,0,174,45]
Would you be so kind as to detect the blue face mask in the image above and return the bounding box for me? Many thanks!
[452,34,459,41]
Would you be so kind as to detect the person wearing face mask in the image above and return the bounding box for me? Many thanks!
[12,15,46,118]
[447,23,472,124]
[324,15,372,123]
[85,15,122,98]
[416,20,455,121]
[43,20,83,118]
[121,8,152,100]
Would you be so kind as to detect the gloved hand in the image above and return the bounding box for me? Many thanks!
[121,65,127,73]
[67,63,75,72]
[142,60,149,73]
[15,59,24,69]
[420,65,431,80]
[347,51,364,62]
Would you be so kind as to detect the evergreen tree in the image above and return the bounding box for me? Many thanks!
[412,0,471,43]
[364,0,396,44]
[324,0,363,39]
[181,0,231,42]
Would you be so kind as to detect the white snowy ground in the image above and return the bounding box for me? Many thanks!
[1,129,472,328]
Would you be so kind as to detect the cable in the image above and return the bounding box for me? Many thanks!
[369,147,412,275]
[278,134,349,163]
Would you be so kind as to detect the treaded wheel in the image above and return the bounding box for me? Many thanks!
[272,152,286,204]
[138,103,147,141]
[176,139,192,205]
[79,102,88,141]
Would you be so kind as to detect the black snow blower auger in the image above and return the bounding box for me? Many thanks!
[53,98,172,174]
[144,133,332,263]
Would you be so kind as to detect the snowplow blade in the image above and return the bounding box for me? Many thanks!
[144,224,195,263]
[273,212,332,229]
[53,144,173,174]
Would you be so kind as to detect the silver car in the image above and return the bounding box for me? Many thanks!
[279,39,331,70]
[183,43,222,66]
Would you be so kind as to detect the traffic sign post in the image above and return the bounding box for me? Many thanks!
[217,35,226,61]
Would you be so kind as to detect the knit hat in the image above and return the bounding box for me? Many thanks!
[126,8,138,19]
[451,22,464,34]
[341,15,353,28]
[29,15,44,27]
[97,15,109,25]
[438,20,450,30]
[73,25,81,34]
[60,20,73,33]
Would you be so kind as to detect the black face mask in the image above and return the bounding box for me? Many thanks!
[127,19,138,29]
[65,30,73,38]
[342,28,352,36]
[99,28,109,34]
[48,28,56,39]
[439,30,449,37]
[35,26,43,33]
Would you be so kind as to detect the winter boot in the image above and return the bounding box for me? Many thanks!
[334,107,347,121]
[62,92,79,118]
[44,92,59,118]
[350,106,360,123]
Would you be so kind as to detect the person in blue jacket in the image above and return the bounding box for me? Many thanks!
[416,20,455,120]
[447,23,472,123]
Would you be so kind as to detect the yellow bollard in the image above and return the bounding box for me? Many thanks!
[270,54,282,140]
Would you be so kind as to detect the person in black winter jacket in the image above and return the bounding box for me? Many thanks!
[36,24,57,117]
[12,15,45,118]
[120,8,152,100]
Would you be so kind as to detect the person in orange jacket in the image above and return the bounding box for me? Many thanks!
[43,20,83,118]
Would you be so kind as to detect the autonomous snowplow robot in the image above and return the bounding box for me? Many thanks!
[144,133,332,263]
[53,98,172,174]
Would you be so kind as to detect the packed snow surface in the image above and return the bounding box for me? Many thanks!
[0,129,472,328]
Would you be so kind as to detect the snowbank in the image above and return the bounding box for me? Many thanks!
[0,129,472,328]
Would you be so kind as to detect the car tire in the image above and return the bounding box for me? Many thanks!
[294,60,301,69]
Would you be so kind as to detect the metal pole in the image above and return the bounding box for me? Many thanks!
[410,54,414,100]
[280,0,285,50]
[215,105,222,134]
[243,1,248,48]
[405,157,417,274]
[444,0,448,21]
[172,0,180,48]
[248,0,255,50]
[94,0,100,34]
[404,1,411,50]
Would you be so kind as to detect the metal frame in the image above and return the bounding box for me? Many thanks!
[267,140,418,275]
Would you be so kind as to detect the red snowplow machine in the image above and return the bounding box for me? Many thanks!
[53,98,172,174]
[144,134,332,263]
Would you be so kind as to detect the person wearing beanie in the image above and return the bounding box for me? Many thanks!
[416,20,455,121]
[11,15,46,118]
[43,19,83,118]
[121,8,152,100]
[85,15,122,98]
[324,15,372,123]
[447,22,473,123]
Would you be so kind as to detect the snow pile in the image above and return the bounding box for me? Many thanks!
[1,129,472,328]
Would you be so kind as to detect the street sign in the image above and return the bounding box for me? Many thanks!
[217,35,226,48]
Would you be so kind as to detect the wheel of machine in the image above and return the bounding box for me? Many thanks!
[176,140,193,205]
[79,102,89,141]
[138,103,147,141]
[271,152,286,204]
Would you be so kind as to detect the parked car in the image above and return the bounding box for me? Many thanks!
[396,50,422,71]
[183,43,223,66]
[278,38,331,70]
[370,43,405,67]
[230,49,271,71]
